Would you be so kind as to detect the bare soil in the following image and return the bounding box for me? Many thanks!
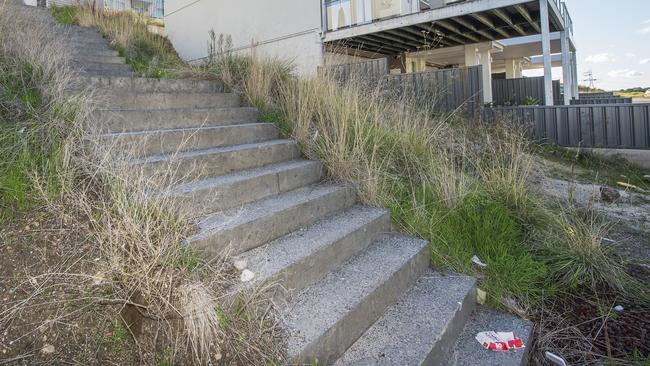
[0,210,138,365]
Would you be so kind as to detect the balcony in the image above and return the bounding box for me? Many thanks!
[322,0,574,54]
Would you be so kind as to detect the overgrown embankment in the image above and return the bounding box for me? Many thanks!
[1,4,283,365]
[51,5,204,79]
[208,44,650,364]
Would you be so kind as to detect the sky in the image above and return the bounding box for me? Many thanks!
[523,0,650,91]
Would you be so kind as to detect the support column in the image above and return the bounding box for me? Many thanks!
[464,45,479,66]
[540,0,553,106]
[571,51,579,98]
[479,49,493,104]
[561,31,571,105]
[505,59,523,79]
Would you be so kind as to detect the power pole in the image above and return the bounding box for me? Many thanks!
[583,70,598,90]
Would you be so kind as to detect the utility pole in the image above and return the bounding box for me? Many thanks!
[583,70,598,90]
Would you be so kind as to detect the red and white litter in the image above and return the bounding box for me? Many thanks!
[475,331,525,352]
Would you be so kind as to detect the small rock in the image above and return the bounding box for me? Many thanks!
[240,269,255,282]
[476,288,487,305]
[600,186,621,203]
[614,305,624,313]
[41,344,55,354]
[233,260,247,272]
[214,353,222,361]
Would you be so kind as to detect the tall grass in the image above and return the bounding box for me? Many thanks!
[1,4,283,364]
[51,5,207,79]
[0,1,87,220]
[209,49,646,311]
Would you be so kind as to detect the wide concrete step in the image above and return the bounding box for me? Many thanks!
[99,123,279,157]
[335,272,477,366]
[79,76,225,94]
[233,206,391,297]
[69,49,120,58]
[66,43,115,53]
[167,160,323,214]
[63,38,113,49]
[284,234,430,364]
[130,139,300,182]
[446,307,533,366]
[71,55,125,64]
[78,69,136,77]
[75,61,133,73]
[188,184,356,257]
[93,106,258,133]
[99,91,240,109]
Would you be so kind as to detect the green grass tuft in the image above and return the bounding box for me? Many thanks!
[50,6,79,25]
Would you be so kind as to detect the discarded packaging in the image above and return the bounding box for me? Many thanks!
[471,255,487,268]
[476,288,487,305]
[614,305,624,313]
[476,331,525,352]
[240,269,255,282]
[545,351,568,366]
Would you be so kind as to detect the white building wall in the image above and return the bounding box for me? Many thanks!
[165,0,324,75]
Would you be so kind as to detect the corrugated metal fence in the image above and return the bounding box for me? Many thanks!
[571,97,632,105]
[482,104,650,149]
[492,77,561,106]
[320,59,483,114]
[383,66,483,113]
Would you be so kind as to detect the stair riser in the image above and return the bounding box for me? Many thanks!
[79,70,136,77]
[103,124,279,157]
[136,142,300,182]
[76,62,133,72]
[72,55,125,64]
[275,213,391,296]
[93,108,258,133]
[174,162,323,214]
[293,244,430,364]
[70,50,120,58]
[191,187,356,257]
[426,286,477,366]
[64,40,112,49]
[99,93,240,109]
[81,76,225,93]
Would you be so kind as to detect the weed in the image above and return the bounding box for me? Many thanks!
[50,5,78,25]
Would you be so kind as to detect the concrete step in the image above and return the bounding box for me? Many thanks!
[188,184,356,257]
[79,76,225,94]
[67,45,118,56]
[98,123,279,157]
[167,160,323,214]
[335,272,477,366]
[70,49,120,58]
[93,106,258,133]
[75,61,133,73]
[446,307,533,366]
[98,92,240,109]
[71,55,125,64]
[283,234,430,364]
[130,139,300,182]
[78,69,136,78]
[63,38,113,49]
[233,205,391,297]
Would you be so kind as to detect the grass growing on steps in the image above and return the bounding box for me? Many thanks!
[2,5,284,365]
[50,5,207,79]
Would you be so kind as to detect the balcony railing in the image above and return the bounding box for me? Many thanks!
[322,0,573,36]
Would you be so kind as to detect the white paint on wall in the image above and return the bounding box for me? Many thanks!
[165,0,324,75]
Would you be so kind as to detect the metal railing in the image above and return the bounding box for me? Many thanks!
[322,0,574,36]
[104,0,163,18]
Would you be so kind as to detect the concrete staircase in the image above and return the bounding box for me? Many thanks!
[29,4,532,365]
